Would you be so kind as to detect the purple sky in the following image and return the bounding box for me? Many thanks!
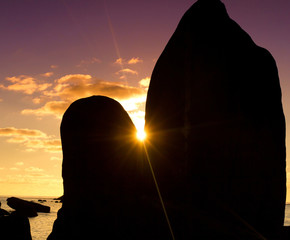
[0,0,289,198]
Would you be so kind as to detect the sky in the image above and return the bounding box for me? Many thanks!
[0,0,289,199]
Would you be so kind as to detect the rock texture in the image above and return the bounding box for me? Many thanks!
[145,0,286,239]
[48,96,169,240]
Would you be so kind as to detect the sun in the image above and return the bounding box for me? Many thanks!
[136,129,147,141]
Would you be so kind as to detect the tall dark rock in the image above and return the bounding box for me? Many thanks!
[145,0,286,239]
[48,96,170,240]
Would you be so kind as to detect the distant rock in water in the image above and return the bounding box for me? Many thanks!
[145,0,286,239]
[7,197,50,217]
[53,196,63,202]
[48,96,169,240]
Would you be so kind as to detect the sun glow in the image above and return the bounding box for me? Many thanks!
[136,129,146,141]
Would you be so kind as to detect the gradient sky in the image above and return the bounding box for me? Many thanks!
[0,0,289,199]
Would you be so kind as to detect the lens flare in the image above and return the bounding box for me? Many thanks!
[136,130,146,141]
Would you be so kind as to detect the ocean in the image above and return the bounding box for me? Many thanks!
[1,196,290,240]
[0,196,61,240]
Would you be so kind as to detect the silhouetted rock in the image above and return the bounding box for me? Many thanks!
[53,196,63,202]
[0,211,32,240]
[7,197,50,217]
[0,209,10,216]
[48,96,169,240]
[145,0,286,239]
[281,226,290,239]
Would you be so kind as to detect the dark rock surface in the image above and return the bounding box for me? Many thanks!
[0,208,10,216]
[48,96,169,240]
[7,197,50,217]
[7,198,37,217]
[145,0,286,239]
[0,211,32,240]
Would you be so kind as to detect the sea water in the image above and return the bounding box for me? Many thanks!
[0,196,61,240]
[1,196,290,240]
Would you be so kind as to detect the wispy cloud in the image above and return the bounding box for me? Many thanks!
[21,74,146,118]
[25,166,44,172]
[114,58,125,65]
[50,156,61,161]
[1,66,148,133]
[15,162,24,166]
[0,127,47,138]
[115,57,143,65]
[41,72,54,77]
[116,68,138,76]
[24,139,61,152]
[0,172,61,186]
[0,127,61,152]
[22,101,70,118]
[0,75,52,94]
[128,57,143,64]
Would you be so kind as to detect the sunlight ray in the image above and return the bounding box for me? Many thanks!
[143,142,176,240]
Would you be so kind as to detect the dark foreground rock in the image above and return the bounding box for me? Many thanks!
[0,208,10,216]
[7,197,50,217]
[0,211,32,240]
[281,226,290,239]
[145,0,286,239]
[48,96,169,240]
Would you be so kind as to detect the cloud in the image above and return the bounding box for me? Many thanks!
[19,138,62,153]
[4,72,148,133]
[0,98,3,102]
[0,127,61,152]
[25,167,44,172]
[50,65,58,69]
[139,77,150,89]
[32,97,41,104]
[0,127,47,138]
[0,173,61,187]
[116,68,138,76]
[0,75,52,94]
[114,58,125,65]
[22,101,70,118]
[15,162,24,166]
[24,139,61,152]
[22,74,146,118]
[128,57,143,64]
[115,57,143,65]
[25,149,36,152]
[50,157,61,161]
[41,72,54,77]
